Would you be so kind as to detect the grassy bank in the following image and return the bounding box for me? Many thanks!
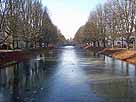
[98,48,136,65]
[84,45,136,65]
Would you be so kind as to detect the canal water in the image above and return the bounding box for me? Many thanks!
[0,46,136,102]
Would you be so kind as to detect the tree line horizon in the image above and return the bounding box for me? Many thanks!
[74,0,136,49]
[0,0,66,49]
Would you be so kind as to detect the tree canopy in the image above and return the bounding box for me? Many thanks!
[0,0,66,49]
[74,0,136,48]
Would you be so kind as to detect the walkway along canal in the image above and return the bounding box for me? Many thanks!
[0,46,136,102]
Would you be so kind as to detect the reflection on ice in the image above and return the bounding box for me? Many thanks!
[0,46,136,102]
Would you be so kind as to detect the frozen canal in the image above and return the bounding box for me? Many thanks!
[0,46,136,102]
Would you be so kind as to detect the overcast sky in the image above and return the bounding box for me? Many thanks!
[42,0,107,39]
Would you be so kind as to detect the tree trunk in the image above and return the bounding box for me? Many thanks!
[112,40,115,48]
[93,41,96,47]
[121,37,124,48]
[103,39,106,48]
[16,40,19,49]
[13,39,15,49]
[35,41,37,48]
[127,42,130,49]
[97,41,100,47]
[133,39,135,50]
[25,41,29,48]
[47,42,49,47]
[126,36,130,49]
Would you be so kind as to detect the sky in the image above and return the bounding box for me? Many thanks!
[42,0,107,39]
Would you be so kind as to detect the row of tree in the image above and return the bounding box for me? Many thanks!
[74,0,136,48]
[0,0,66,49]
